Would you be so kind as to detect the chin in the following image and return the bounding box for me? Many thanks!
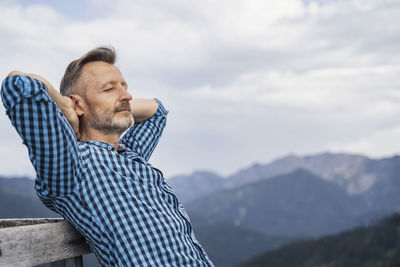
[113,118,134,130]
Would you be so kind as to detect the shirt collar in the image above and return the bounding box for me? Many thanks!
[80,140,126,152]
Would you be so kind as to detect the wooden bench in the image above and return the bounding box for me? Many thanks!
[0,218,92,267]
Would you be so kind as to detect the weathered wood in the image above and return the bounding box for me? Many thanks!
[0,219,91,267]
[0,218,63,229]
[50,256,83,267]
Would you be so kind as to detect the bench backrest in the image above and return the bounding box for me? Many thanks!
[0,218,91,267]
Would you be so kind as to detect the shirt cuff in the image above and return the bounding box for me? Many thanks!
[154,98,169,116]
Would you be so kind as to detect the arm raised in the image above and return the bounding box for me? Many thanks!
[6,71,81,140]
[2,72,81,198]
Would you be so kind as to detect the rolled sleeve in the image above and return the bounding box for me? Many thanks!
[1,75,52,112]
[120,98,168,161]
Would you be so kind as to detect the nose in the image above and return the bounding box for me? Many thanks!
[118,85,132,101]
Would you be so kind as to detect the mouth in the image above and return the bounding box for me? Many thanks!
[115,101,132,114]
[115,105,131,113]
[116,109,131,114]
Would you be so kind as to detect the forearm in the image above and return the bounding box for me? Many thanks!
[7,71,69,111]
[6,71,65,110]
[130,98,158,123]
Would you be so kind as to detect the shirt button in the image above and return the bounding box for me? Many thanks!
[107,146,113,151]
[118,144,126,152]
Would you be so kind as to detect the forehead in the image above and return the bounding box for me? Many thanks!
[81,61,124,86]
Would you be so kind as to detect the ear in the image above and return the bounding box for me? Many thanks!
[69,94,85,116]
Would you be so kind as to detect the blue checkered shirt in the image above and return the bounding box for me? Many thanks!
[1,75,214,267]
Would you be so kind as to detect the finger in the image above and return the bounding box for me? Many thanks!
[75,131,81,141]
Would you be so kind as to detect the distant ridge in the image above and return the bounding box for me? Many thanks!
[168,152,400,205]
[167,170,224,203]
[238,213,400,267]
[0,176,57,218]
[224,152,373,194]
[185,169,365,238]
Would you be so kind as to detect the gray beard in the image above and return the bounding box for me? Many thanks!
[88,110,134,135]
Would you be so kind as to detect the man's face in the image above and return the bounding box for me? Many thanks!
[78,61,134,134]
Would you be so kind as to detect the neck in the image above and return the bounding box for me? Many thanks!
[80,127,122,151]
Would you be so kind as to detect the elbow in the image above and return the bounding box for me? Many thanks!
[6,70,24,78]
[1,72,26,110]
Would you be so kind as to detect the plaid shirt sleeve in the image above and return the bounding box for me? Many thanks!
[1,75,80,197]
[120,98,168,161]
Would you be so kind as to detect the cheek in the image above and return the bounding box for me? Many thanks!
[88,96,114,110]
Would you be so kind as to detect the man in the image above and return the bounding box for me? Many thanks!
[1,46,214,266]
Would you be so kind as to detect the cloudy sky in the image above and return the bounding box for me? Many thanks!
[0,0,399,178]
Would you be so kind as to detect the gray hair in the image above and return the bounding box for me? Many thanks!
[60,46,117,96]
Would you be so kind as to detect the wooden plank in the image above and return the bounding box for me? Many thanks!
[0,220,91,267]
[0,218,63,229]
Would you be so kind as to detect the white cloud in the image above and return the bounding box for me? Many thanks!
[328,125,400,159]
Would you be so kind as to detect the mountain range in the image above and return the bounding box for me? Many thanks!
[167,152,400,265]
[185,169,366,237]
[168,152,400,204]
[0,176,57,218]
